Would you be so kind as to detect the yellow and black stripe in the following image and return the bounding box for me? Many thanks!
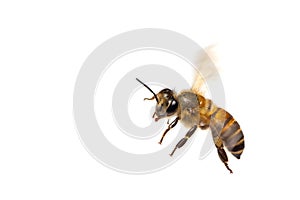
[210,108,245,159]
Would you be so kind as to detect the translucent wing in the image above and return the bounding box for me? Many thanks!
[191,45,220,95]
[196,45,223,159]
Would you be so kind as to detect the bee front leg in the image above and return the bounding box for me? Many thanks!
[144,96,155,101]
[159,117,179,144]
[169,125,197,156]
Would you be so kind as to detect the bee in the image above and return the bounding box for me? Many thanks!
[136,74,245,174]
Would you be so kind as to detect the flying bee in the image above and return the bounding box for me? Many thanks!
[136,74,245,174]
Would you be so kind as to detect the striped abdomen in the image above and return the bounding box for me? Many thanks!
[210,107,245,159]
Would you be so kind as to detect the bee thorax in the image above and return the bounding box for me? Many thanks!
[177,91,201,128]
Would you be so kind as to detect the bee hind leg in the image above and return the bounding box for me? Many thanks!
[217,147,233,174]
[199,124,209,130]
[211,125,233,174]
[169,125,197,156]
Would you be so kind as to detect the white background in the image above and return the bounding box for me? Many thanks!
[1,1,299,199]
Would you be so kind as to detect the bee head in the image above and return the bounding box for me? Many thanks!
[155,88,178,119]
[136,78,178,121]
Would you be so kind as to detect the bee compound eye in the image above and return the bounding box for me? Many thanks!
[166,99,178,113]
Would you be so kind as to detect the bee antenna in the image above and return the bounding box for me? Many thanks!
[136,78,159,103]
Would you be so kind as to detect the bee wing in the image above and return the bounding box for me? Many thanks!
[191,45,220,95]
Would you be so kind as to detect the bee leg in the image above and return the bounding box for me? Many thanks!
[159,117,179,144]
[211,125,233,173]
[217,146,233,174]
[169,125,197,156]
[199,117,210,130]
[199,124,209,130]
[144,96,155,101]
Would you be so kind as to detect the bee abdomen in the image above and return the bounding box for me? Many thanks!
[221,118,245,159]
